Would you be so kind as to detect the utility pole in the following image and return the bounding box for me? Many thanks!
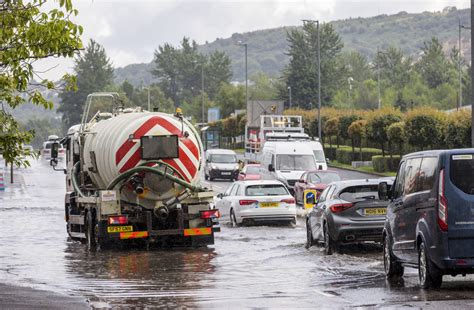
[201,63,205,123]
[471,0,474,147]
[302,19,322,139]
[147,87,151,111]
[238,41,248,111]
[377,47,381,109]
[460,23,471,110]
[288,86,292,108]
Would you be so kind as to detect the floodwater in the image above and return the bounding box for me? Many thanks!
[1,159,474,308]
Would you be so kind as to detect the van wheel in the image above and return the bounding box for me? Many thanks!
[205,174,209,181]
[324,222,336,255]
[383,234,404,278]
[419,242,442,289]
[209,176,214,181]
[86,211,97,250]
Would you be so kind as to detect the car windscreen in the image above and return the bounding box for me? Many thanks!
[450,154,474,195]
[245,184,289,196]
[308,172,341,184]
[338,185,380,202]
[313,150,326,162]
[246,166,260,174]
[210,154,237,163]
[276,154,316,171]
[44,143,52,149]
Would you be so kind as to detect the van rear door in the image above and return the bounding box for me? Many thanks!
[446,152,474,259]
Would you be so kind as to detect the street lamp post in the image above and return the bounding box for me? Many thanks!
[288,86,292,108]
[471,0,474,147]
[238,41,248,111]
[459,22,471,110]
[302,19,322,139]
[377,47,381,109]
[143,87,151,111]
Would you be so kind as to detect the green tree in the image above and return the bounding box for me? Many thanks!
[0,0,82,166]
[249,73,280,100]
[367,109,402,156]
[214,83,245,117]
[405,108,446,150]
[283,22,345,108]
[22,117,62,149]
[387,122,406,156]
[445,110,471,148]
[324,117,339,149]
[348,119,367,160]
[205,51,232,100]
[338,114,361,145]
[416,37,451,89]
[374,46,412,91]
[58,39,114,129]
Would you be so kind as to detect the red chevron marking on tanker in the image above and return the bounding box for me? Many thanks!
[116,116,199,181]
[115,117,162,165]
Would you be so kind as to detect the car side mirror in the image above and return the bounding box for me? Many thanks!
[326,158,330,163]
[298,179,305,184]
[378,182,390,200]
[216,193,224,199]
[240,172,246,176]
[206,159,210,163]
[50,158,58,167]
[268,164,275,172]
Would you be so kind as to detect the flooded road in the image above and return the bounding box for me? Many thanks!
[1,160,474,308]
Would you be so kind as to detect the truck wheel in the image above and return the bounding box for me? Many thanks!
[419,242,442,289]
[86,211,97,250]
[383,234,404,279]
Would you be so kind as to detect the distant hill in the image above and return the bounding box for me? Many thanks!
[114,7,471,86]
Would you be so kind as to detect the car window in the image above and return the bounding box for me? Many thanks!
[393,161,406,199]
[230,184,240,196]
[450,154,474,195]
[276,154,316,171]
[419,157,438,191]
[308,172,341,184]
[339,185,379,202]
[224,184,234,196]
[313,150,325,162]
[403,157,422,195]
[318,186,331,203]
[245,166,260,174]
[326,185,337,200]
[210,154,236,163]
[245,184,289,196]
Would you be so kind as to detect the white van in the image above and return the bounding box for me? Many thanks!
[259,140,327,193]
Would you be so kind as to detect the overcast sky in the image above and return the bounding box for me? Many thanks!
[37,0,470,80]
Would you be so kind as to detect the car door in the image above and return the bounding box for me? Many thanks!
[229,184,242,218]
[295,172,307,204]
[309,185,333,241]
[389,160,406,259]
[216,184,236,220]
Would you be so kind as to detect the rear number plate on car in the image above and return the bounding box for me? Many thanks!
[107,226,133,233]
[260,202,279,208]
[364,208,386,216]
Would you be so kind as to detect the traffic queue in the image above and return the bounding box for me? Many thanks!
[213,147,474,290]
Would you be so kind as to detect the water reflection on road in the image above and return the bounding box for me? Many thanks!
[1,159,474,308]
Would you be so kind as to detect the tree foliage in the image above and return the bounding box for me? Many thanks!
[0,0,82,166]
[58,40,114,129]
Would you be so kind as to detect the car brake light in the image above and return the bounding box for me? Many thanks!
[329,203,354,213]
[438,169,448,231]
[108,215,128,225]
[239,199,257,206]
[281,198,295,204]
[200,209,221,219]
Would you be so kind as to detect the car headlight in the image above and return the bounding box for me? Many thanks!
[234,165,239,170]
[211,165,217,170]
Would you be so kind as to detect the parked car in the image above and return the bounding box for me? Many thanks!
[381,149,474,289]
[214,180,296,226]
[294,170,341,205]
[237,164,261,181]
[204,149,239,181]
[306,178,393,254]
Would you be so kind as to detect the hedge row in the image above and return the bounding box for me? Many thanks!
[372,155,401,173]
[325,145,383,164]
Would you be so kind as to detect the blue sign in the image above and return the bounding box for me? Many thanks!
[208,108,220,123]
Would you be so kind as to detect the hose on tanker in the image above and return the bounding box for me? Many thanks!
[138,160,186,182]
[71,161,86,198]
[106,165,205,193]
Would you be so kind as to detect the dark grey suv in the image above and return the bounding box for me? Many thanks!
[306,179,393,255]
[381,149,474,289]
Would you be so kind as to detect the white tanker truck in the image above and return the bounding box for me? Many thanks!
[50,93,220,249]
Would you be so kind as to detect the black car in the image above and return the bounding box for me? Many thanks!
[306,178,393,255]
[380,149,474,289]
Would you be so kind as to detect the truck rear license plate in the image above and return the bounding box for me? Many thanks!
[107,225,133,233]
[364,208,386,216]
[260,202,279,208]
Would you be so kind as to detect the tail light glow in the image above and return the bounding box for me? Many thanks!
[200,209,221,219]
[438,169,448,231]
[281,198,295,204]
[239,200,258,206]
[329,203,354,213]
[108,215,128,225]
